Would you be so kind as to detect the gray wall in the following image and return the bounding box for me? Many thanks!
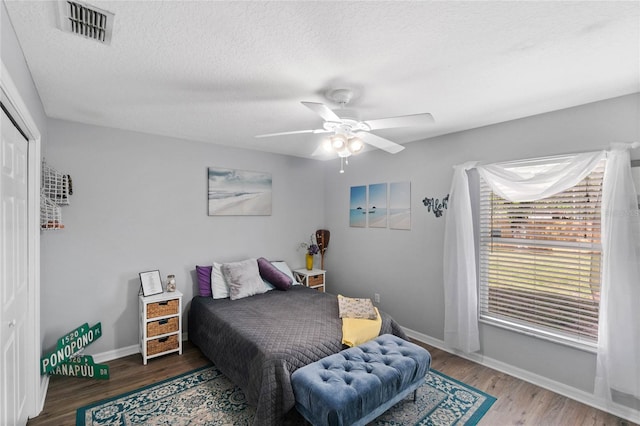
[323,93,640,394]
[41,119,326,354]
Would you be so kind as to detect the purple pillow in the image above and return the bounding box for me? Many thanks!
[196,265,213,297]
[257,257,292,291]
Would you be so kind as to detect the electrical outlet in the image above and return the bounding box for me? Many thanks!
[374,293,380,303]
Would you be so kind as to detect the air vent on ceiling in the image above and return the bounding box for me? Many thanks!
[57,1,114,44]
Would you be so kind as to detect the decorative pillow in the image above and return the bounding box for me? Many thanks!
[222,258,268,300]
[196,265,212,297]
[270,261,298,285]
[257,257,292,291]
[337,294,379,320]
[211,262,229,299]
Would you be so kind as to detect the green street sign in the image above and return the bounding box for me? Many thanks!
[49,355,110,380]
[57,323,90,348]
[41,322,103,374]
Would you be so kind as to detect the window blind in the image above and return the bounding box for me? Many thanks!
[478,161,604,345]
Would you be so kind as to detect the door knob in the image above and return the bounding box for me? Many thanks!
[8,319,16,327]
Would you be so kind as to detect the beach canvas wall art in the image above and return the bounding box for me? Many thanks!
[389,181,411,230]
[368,183,388,228]
[208,167,272,216]
[349,185,367,227]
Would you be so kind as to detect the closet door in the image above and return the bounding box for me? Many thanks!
[1,106,29,426]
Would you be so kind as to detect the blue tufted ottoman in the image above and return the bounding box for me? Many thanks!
[291,334,431,426]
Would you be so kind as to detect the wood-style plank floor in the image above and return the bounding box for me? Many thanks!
[27,340,637,426]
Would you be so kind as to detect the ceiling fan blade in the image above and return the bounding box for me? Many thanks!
[301,101,341,122]
[311,144,332,157]
[356,131,405,154]
[364,113,434,130]
[255,129,330,138]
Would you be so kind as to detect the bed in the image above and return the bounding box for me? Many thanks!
[188,285,407,425]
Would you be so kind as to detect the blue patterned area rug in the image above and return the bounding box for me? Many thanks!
[76,365,496,426]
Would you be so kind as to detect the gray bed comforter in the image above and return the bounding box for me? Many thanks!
[188,285,407,426]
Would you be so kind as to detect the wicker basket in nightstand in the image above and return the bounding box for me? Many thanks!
[293,269,326,293]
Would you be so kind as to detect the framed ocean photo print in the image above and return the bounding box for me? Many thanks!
[139,270,163,296]
[349,185,366,227]
[389,181,411,230]
[368,183,388,228]
[208,167,272,216]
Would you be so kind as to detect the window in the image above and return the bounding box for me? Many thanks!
[478,159,605,347]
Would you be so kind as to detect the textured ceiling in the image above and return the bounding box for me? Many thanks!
[4,1,640,159]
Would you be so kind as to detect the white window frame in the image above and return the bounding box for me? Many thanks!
[477,158,604,352]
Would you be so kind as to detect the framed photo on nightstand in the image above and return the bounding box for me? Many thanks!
[139,270,163,296]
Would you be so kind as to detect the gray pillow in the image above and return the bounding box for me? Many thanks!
[222,259,268,300]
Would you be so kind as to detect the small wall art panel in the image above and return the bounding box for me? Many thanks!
[349,185,367,227]
[368,183,388,228]
[208,167,272,216]
[632,160,640,208]
[389,181,411,230]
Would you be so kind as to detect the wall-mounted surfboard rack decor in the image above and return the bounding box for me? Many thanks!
[422,194,449,218]
[40,322,109,380]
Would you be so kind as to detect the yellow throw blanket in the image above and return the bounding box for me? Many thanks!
[341,307,382,347]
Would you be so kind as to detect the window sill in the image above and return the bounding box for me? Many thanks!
[479,317,598,354]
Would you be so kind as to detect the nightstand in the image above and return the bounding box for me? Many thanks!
[139,290,182,364]
[293,268,326,293]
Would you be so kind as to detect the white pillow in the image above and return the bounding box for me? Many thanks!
[262,279,275,291]
[222,258,268,300]
[211,262,229,299]
[270,261,298,285]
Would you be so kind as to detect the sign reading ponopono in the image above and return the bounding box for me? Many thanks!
[40,322,105,377]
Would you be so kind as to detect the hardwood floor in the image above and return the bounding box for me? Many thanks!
[28,343,210,426]
[418,343,637,426]
[28,341,637,426]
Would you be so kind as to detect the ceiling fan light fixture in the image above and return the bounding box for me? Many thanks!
[330,134,346,150]
[347,137,364,154]
[337,147,351,158]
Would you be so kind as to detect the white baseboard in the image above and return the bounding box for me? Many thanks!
[92,332,189,364]
[403,327,639,424]
[93,344,140,364]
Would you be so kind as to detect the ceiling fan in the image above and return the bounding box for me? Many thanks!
[255,89,434,172]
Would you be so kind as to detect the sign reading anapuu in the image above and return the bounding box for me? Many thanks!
[49,355,110,380]
[40,322,107,379]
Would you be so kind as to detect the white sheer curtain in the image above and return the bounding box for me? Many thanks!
[443,162,480,353]
[443,144,640,404]
[595,143,640,403]
[477,151,605,202]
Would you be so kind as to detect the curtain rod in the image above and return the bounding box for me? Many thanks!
[490,149,605,167]
[459,142,638,169]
